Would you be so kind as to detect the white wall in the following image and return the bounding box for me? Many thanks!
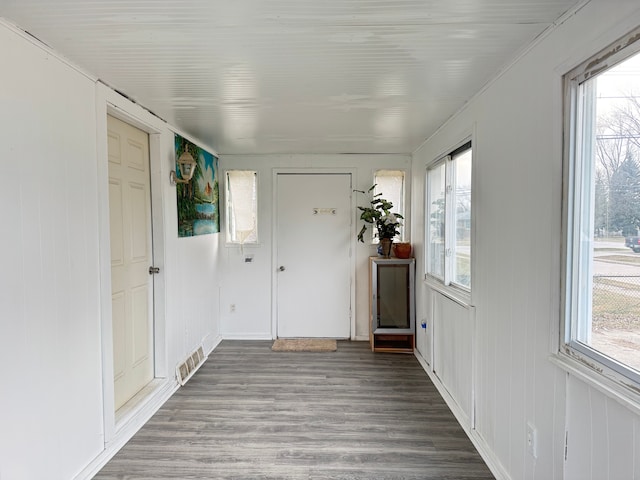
[0,21,221,479]
[411,2,640,479]
[219,154,411,340]
[158,126,222,365]
[0,23,103,480]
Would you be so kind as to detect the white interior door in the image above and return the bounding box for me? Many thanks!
[107,115,154,411]
[276,173,352,338]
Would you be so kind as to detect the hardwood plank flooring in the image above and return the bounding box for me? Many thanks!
[95,341,494,480]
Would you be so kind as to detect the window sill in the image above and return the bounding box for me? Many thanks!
[549,350,640,417]
[224,242,261,248]
[423,276,472,308]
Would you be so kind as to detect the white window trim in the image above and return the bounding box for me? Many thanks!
[559,25,640,405]
[425,158,446,283]
[224,169,260,246]
[425,140,473,297]
[371,168,409,244]
[424,273,472,307]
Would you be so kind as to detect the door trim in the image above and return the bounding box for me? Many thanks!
[271,168,357,340]
[96,83,168,445]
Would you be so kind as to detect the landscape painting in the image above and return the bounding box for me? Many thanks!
[175,134,219,237]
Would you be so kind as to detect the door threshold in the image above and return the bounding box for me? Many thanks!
[115,379,166,431]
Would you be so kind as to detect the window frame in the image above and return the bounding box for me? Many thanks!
[425,140,473,295]
[561,26,640,397]
[225,169,259,245]
[372,169,407,243]
[426,159,446,282]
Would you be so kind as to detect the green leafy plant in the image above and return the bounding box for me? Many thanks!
[355,185,404,242]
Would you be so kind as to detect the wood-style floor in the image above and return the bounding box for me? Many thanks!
[95,341,495,480]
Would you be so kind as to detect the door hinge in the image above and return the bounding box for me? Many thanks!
[564,431,568,461]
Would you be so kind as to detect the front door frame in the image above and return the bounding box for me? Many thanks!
[271,168,357,340]
[96,83,168,445]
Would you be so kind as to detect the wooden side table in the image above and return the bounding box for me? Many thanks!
[369,256,415,353]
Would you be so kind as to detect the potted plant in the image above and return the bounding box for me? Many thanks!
[355,185,403,257]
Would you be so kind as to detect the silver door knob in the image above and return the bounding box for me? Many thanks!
[148,266,160,275]
[279,266,286,272]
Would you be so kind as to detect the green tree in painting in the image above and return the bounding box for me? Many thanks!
[174,134,220,236]
[175,137,197,235]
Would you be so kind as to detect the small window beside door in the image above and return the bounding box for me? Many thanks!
[373,170,406,243]
[226,170,258,244]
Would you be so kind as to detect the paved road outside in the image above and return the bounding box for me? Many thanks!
[591,237,640,372]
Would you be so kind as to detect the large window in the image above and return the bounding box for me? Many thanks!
[226,170,258,244]
[426,141,472,290]
[563,27,640,388]
[373,169,406,242]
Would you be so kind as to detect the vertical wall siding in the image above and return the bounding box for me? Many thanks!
[173,233,221,357]
[415,286,432,364]
[412,2,640,480]
[0,24,103,479]
[566,376,640,480]
[432,292,473,422]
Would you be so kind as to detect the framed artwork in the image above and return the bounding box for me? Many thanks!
[174,134,219,237]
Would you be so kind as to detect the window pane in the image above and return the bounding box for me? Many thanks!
[427,162,446,279]
[226,171,257,243]
[576,51,640,374]
[453,149,472,288]
[374,170,405,242]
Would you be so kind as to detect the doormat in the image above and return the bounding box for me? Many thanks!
[271,338,337,352]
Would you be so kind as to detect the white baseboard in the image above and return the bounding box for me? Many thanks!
[220,335,370,342]
[209,334,223,353]
[414,352,511,480]
[222,333,273,340]
[203,333,223,355]
[73,379,179,480]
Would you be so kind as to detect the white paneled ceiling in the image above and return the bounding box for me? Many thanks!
[2,0,583,154]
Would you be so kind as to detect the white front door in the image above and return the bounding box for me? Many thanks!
[107,115,154,411]
[276,173,352,338]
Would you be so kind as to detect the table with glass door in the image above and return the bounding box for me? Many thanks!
[369,257,415,353]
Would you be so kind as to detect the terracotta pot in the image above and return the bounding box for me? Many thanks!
[393,242,412,259]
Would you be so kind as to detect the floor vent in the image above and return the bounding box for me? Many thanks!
[176,346,207,386]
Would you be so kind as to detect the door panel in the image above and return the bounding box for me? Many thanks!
[109,180,124,266]
[112,292,126,381]
[276,173,351,338]
[126,138,146,171]
[107,115,154,411]
[129,182,149,260]
[132,285,150,365]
